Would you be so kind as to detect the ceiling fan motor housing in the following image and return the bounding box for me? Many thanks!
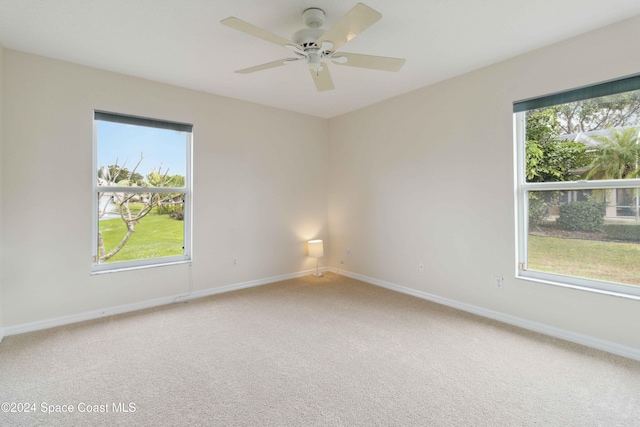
[292,28,325,48]
[302,8,325,28]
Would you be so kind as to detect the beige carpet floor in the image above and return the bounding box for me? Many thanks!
[1,274,639,426]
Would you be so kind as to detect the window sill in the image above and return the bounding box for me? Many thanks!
[91,259,191,275]
[517,272,640,301]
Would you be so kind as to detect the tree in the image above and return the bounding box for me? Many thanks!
[525,109,591,183]
[97,155,179,262]
[146,171,185,216]
[549,92,640,134]
[526,139,590,182]
[585,127,640,223]
[585,127,640,180]
[166,174,185,188]
[525,109,592,229]
[98,164,144,186]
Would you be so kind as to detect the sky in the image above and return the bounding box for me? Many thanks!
[97,121,188,178]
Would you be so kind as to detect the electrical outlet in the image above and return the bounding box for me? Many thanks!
[232,257,238,267]
[340,260,344,265]
[346,249,351,257]
[419,262,425,273]
[494,276,504,289]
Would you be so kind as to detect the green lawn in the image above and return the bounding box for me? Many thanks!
[528,235,640,285]
[99,213,184,263]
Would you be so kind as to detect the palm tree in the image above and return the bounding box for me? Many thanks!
[585,127,640,222]
[585,127,640,180]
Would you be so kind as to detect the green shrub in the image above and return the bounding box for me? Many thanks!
[157,203,184,216]
[603,223,640,241]
[528,197,548,230]
[556,200,605,232]
[169,210,184,221]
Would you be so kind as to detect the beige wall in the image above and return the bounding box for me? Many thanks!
[328,15,640,350]
[1,49,328,327]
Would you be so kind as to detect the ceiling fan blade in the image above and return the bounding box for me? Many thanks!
[235,58,295,74]
[221,17,301,49]
[332,52,405,72]
[309,66,334,92]
[316,3,382,51]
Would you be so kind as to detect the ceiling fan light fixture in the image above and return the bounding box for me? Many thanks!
[307,51,323,70]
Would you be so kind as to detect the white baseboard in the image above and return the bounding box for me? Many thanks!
[330,267,640,362]
[2,267,326,338]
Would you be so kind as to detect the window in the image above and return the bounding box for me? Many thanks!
[93,111,192,272]
[515,74,640,298]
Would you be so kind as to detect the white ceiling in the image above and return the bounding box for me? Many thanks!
[1,0,640,118]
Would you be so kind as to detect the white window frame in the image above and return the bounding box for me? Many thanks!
[92,111,192,273]
[514,75,640,300]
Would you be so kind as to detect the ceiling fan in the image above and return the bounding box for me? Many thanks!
[221,3,405,92]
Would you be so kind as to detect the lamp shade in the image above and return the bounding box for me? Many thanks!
[308,240,324,258]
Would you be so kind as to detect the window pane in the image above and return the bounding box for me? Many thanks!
[97,191,185,264]
[97,120,187,188]
[527,189,640,286]
[94,111,190,271]
[525,90,640,183]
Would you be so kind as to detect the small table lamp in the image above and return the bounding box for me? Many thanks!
[308,239,324,277]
